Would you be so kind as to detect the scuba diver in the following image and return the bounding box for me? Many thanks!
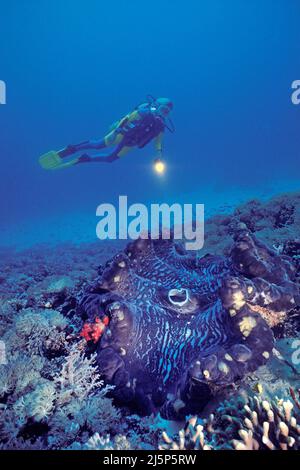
[39,96,174,170]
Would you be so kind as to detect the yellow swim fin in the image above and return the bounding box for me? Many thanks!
[39,150,78,170]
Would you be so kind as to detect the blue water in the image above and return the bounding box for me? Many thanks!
[1,0,300,248]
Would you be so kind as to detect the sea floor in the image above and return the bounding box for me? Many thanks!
[0,178,299,250]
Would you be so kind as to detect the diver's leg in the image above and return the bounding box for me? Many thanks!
[76,143,132,164]
[59,140,106,158]
[77,152,119,164]
[59,130,123,158]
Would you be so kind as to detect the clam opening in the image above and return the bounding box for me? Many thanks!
[168,288,190,307]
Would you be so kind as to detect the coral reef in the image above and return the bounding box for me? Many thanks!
[159,394,300,450]
[72,433,132,450]
[0,192,299,449]
[203,192,300,257]
[0,326,119,449]
[160,416,212,450]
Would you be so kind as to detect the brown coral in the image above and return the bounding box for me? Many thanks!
[159,395,300,450]
[232,397,300,450]
[159,416,212,450]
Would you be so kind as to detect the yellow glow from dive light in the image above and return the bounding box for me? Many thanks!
[154,160,166,174]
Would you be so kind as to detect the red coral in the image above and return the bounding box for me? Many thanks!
[80,315,110,343]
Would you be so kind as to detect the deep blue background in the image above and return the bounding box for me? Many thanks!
[0,0,299,245]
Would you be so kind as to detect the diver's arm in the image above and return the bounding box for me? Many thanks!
[154,132,164,157]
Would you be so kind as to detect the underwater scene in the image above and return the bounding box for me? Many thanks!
[0,0,300,455]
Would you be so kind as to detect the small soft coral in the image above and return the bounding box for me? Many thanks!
[48,393,120,449]
[82,433,131,450]
[10,308,68,356]
[0,408,23,444]
[13,381,56,423]
[0,354,44,400]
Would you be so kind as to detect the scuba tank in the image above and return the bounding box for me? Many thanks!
[108,120,120,132]
[137,117,165,148]
[120,113,164,148]
[109,95,175,147]
[133,95,175,133]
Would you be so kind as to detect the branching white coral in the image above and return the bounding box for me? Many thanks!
[54,342,104,405]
